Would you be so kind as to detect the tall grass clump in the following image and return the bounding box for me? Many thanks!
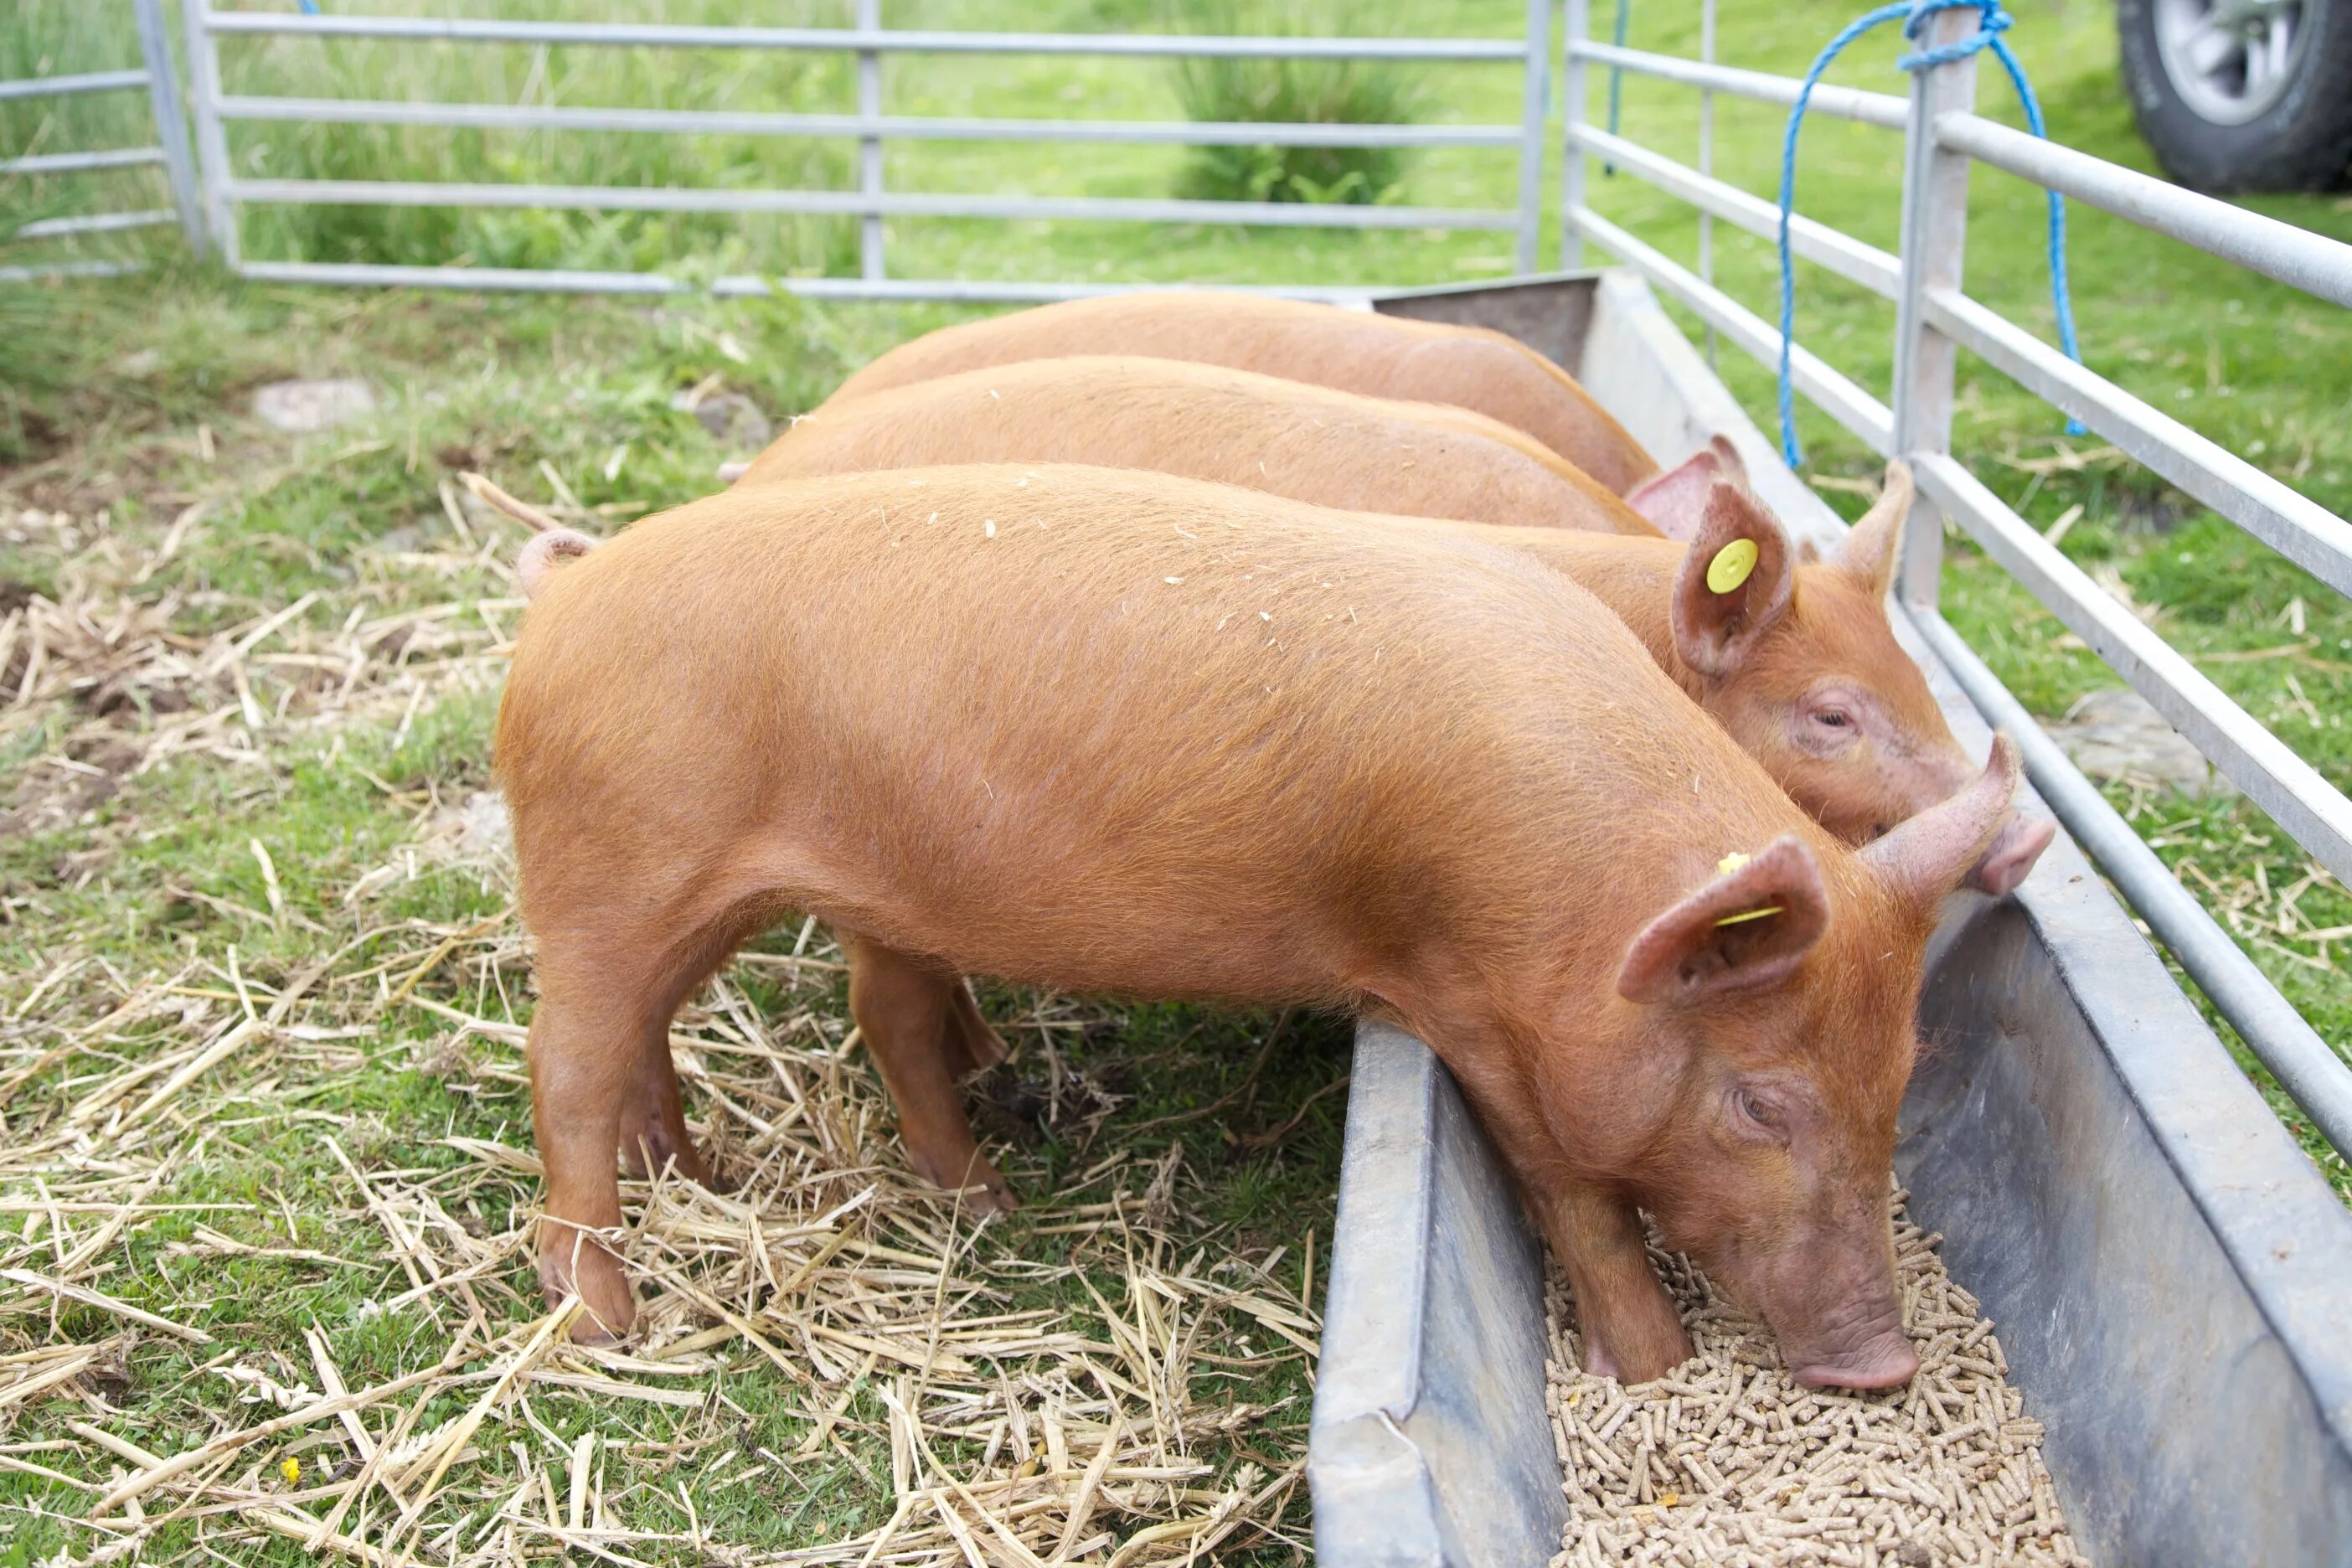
[1171,3,1423,205]
[210,0,864,277]
[0,2,151,156]
[2,1,179,275]
[0,273,88,460]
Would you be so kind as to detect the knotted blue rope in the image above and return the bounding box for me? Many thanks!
[1775,0,2084,467]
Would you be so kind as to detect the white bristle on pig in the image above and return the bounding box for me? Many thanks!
[1545,1189,2090,1568]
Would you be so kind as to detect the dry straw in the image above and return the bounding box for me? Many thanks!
[1545,1197,2089,1568]
[0,487,1316,1565]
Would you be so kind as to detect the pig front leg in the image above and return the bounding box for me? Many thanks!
[840,932,1016,1215]
[1433,1039,1695,1384]
[1536,1181,1694,1385]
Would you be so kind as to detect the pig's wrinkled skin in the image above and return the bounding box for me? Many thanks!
[498,466,2023,1389]
[818,291,1661,495]
[737,360,2051,893]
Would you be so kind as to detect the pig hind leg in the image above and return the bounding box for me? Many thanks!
[841,932,1014,1214]
[942,977,1009,1077]
[532,926,737,1344]
[529,963,662,1344]
[616,1026,711,1186]
[616,941,1002,1179]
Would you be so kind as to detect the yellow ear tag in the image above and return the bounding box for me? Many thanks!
[1706,538,1759,595]
[1712,849,1778,926]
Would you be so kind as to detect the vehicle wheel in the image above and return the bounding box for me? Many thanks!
[2117,0,2352,192]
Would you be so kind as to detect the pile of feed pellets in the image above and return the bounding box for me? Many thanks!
[1545,1190,2089,1567]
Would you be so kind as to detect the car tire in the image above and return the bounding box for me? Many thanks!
[2117,0,2352,192]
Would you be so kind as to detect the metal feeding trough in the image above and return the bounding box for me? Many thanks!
[1305,272,2352,1568]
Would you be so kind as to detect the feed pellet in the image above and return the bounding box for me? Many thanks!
[1545,1191,2088,1568]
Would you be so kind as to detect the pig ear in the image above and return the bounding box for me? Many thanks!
[1625,449,1724,542]
[1617,836,1831,1005]
[1865,733,2024,910]
[1971,813,2055,898]
[1705,433,1751,489]
[1835,460,1915,599]
[1669,484,1796,677]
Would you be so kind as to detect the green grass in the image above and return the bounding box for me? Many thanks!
[1172,1,1425,206]
[0,0,2349,1560]
[0,273,1344,1563]
[4,0,1542,288]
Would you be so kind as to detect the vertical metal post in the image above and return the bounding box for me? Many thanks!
[1560,0,1588,267]
[1697,0,1716,367]
[180,0,238,266]
[856,0,885,283]
[1514,0,1551,274]
[1890,8,1979,610]
[132,0,204,255]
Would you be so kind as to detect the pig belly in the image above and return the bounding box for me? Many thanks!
[752,832,1355,1006]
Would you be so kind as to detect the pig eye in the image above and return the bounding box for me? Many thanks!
[1811,708,1853,730]
[1732,1089,1784,1137]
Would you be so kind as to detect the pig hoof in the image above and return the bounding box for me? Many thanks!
[964,1177,1019,1218]
[1584,1325,1695,1385]
[617,1122,713,1186]
[538,1238,637,1344]
[912,1150,1019,1216]
[947,1169,1019,1218]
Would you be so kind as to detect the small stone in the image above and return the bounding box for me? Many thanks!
[673,387,774,448]
[254,378,376,433]
[2050,686,2236,799]
[417,789,513,864]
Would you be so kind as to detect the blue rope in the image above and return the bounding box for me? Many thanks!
[1603,0,1630,176]
[1775,0,2084,468]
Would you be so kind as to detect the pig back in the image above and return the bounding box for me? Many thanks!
[740,356,1653,537]
[820,294,1657,494]
[496,466,1806,1003]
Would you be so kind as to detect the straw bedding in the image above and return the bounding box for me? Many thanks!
[1545,1196,2089,1568]
[0,492,1318,1565]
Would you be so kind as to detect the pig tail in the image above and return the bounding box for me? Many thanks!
[518,529,597,600]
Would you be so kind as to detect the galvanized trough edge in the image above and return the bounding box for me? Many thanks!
[1309,269,2352,1568]
[1308,1023,1562,1568]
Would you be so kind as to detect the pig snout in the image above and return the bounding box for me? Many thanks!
[1787,1316,1920,1390]
[1743,1217,1917,1390]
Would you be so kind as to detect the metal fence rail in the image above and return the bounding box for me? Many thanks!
[0,0,202,278]
[178,0,1556,295]
[1561,2,2352,1160]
